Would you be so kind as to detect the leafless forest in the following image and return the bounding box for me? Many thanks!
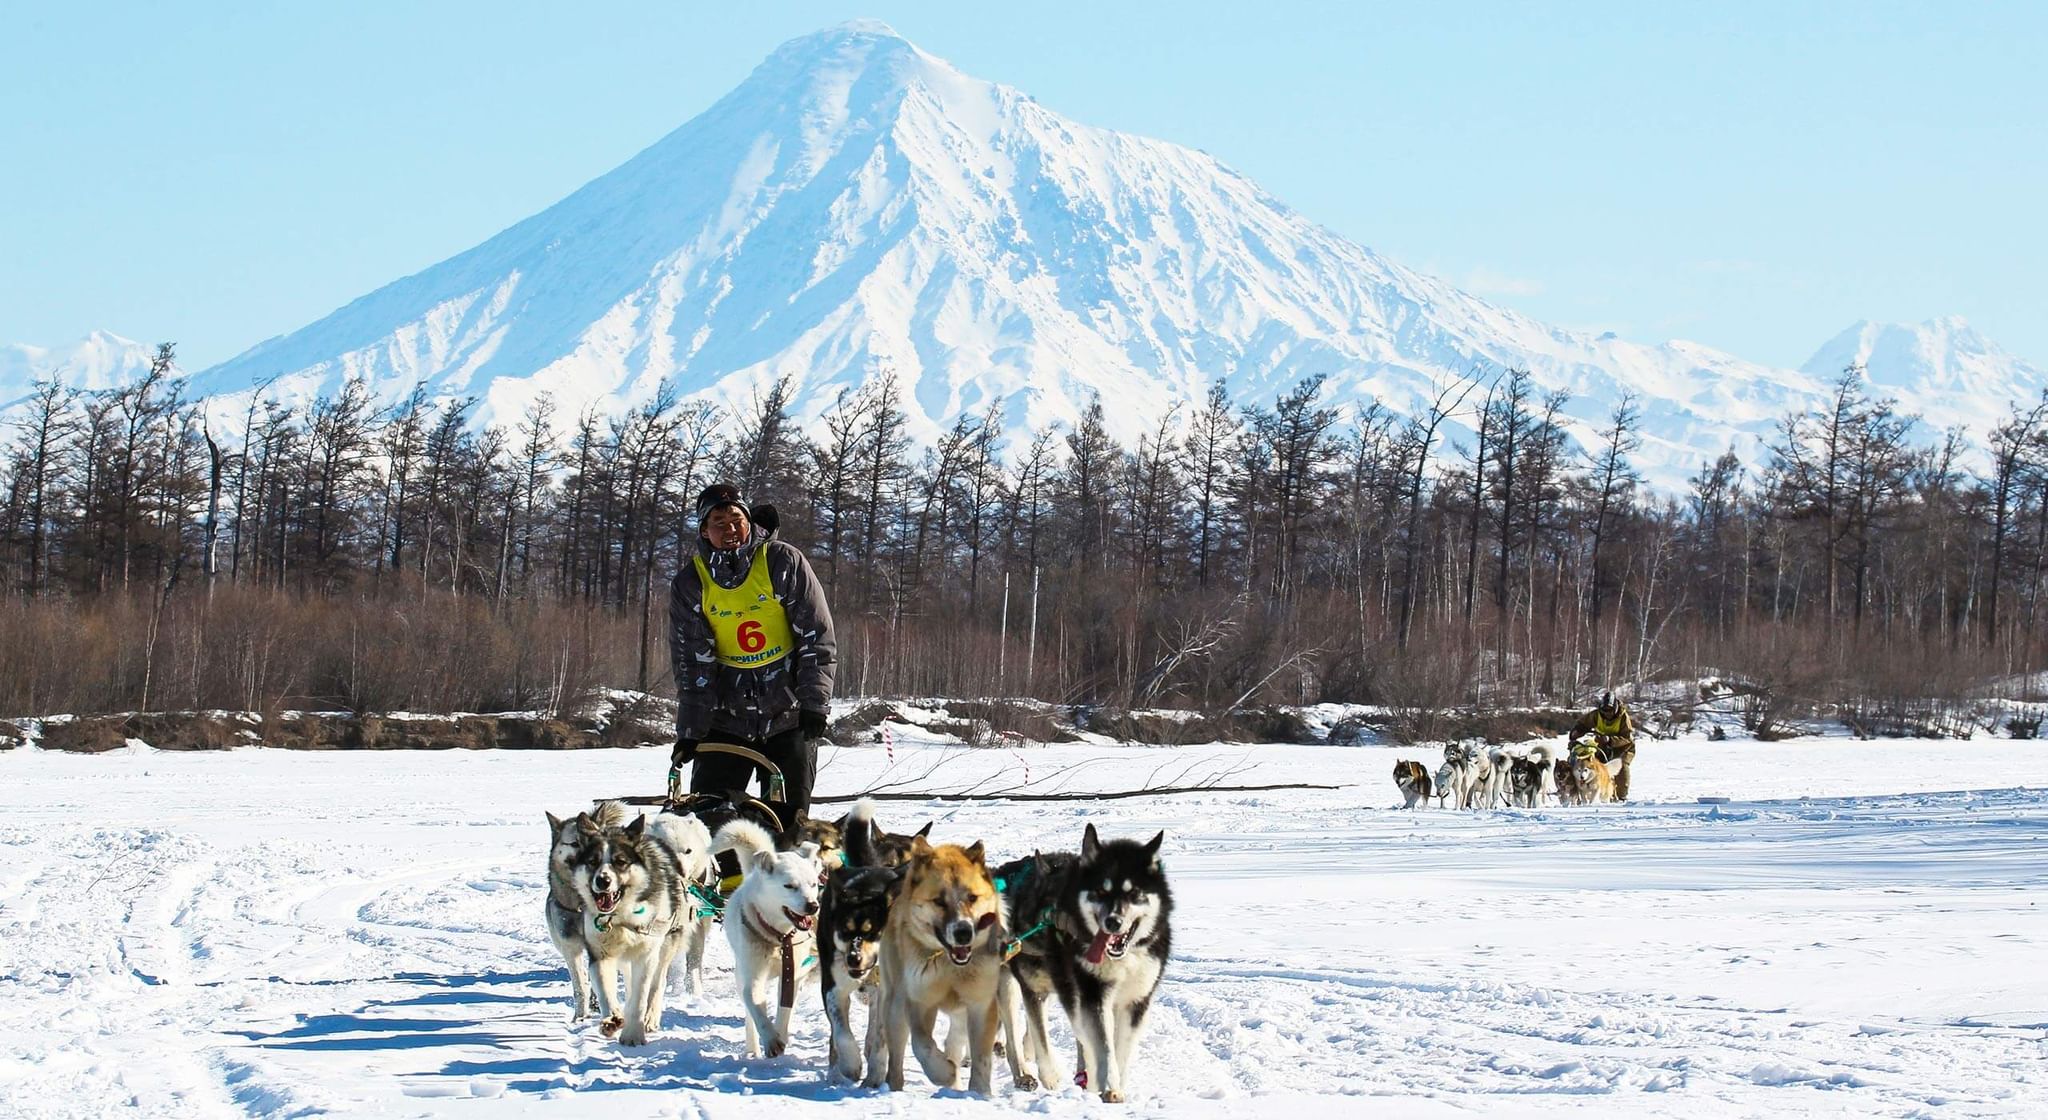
[4,343,2046,736]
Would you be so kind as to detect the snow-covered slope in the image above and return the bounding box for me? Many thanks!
[1800,316,2048,437]
[0,330,157,408]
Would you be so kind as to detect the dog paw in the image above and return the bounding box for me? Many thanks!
[599,1015,624,1038]
[1013,1073,1039,1091]
[1100,1089,1125,1104]
[993,1040,1006,1058]
[764,1038,786,1059]
[620,1025,649,1048]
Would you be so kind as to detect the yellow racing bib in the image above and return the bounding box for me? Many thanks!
[695,551,795,669]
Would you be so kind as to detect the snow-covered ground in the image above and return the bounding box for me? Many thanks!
[4,729,2047,1118]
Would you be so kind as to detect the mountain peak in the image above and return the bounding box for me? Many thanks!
[1799,317,2042,432]
[175,26,2047,490]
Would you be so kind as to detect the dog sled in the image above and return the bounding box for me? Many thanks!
[600,740,808,904]
[607,740,797,830]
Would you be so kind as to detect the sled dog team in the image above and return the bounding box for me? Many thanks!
[1393,740,1620,809]
[545,797,1171,1102]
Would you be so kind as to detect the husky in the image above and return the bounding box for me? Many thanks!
[545,802,625,1020]
[818,799,905,1082]
[867,834,1007,1096]
[713,818,824,1058]
[1434,742,1481,809]
[1471,746,1513,809]
[1507,744,1555,808]
[997,824,1172,1103]
[1392,760,1433,809]
[552,802,715,1046]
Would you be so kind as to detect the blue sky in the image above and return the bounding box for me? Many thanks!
[3,1,2043,371]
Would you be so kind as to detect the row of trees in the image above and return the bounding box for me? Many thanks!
[5,345,2048,721]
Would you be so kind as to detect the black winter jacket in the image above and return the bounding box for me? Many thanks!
[668,525,836,741]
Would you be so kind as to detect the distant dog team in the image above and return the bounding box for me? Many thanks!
[542,798,1171,1102]
[1405,739,1622,808]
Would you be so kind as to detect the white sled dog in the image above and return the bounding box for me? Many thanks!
[550,802,715,1046]
[714,819,825,1058]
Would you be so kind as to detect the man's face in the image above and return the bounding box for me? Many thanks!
[703,505,751,550]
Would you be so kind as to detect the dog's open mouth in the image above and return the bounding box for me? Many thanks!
[945,944,974,966]
[783,906,814,931]
[592,890,620,914]
[1085,930,1132,964]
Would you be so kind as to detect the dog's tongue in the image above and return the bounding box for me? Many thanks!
[1085,931,1111,965]
[594,892,619,913]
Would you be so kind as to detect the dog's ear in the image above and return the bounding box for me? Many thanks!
[1143,831,1164,859]
[546,811,565,834]
[914,821,934,838]
[964,840,985,866]
[751,848,778,874]
[623,815,647,841]
[910,834,933,860]
[1081,823,1101,862]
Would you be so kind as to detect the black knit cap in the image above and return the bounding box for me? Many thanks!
[694,482,750,525]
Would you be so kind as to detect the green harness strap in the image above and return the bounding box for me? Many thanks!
[993,864,1050,961]
[1002,909,1053,962]
[687,882,725,921]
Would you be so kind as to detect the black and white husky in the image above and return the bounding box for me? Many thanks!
[713,818,825,1058]
[547,801,715,1046]
[1507,744,1556,807]
[996,824,1172,1103]
[818,799,904,1082]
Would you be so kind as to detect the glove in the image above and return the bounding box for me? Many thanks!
[799,709,830,742]
[671,738,698,768]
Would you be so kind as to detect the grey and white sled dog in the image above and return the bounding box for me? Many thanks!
[1434,741,1481,809]
[1507,744,1556,807]
[713,818,825,1058]
[545,801,621,1021]
[994,824,1173,1103]
[547,801,716,1046]
[1434,741,1517,809]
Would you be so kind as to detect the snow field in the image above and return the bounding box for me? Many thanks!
[3,731,2047,1117]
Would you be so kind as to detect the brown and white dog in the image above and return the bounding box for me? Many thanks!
[1559,748,1616,805]
[866,836,1008,1096]
[1392,760,1433,809]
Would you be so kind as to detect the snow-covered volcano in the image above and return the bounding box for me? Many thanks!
[1800,316,2048,435]
[147,22,2040,487]
[0,330,157,408]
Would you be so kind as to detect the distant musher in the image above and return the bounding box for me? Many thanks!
[1566,690,1636,801]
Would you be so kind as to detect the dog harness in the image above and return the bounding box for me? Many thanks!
[742,907,814,1010]
[993,867,1053,962]
[694,551,794,669]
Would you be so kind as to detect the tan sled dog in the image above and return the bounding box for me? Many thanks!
[866,836,1007,1095]
[1563,746,1617,804]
